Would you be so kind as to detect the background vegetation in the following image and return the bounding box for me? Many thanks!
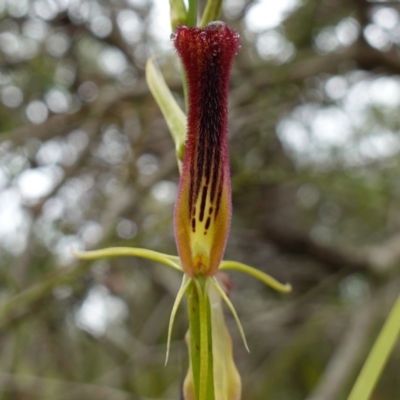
[0,0,399,399]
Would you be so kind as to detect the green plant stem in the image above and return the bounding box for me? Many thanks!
[187,0,197,26]
[347,294,400,400]
[187,278,215,400]
[187,281,201,399]
[196,279,209,400]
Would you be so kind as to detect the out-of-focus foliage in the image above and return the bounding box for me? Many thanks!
[0,0,399,399]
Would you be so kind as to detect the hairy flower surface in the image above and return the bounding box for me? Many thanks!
[173,23,240,277]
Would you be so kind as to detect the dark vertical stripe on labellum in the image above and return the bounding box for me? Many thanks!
[174,22,239,227]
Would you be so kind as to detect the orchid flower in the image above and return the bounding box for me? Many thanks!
[75,17,291,400]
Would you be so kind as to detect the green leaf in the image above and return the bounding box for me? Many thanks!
[347,294,400,400]
[200,0,223,27]
[146,58,186,163]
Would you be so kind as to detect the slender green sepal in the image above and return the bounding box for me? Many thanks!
[170,0,187,31]
[220,260,292,293]
[200,0,223,27]
[166,276,192,365]
[347,294,400,400]
[187,0,197,26]
[210,277,250,353]
[73,247,183,272]
[146,58,186,163]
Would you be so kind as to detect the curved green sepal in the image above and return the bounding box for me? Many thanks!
[200,0,223,27]
[73,247,183,272]
[146,58,186,163]
[210,277,250,353]
[220,260,292,293]
[166,275,192,365]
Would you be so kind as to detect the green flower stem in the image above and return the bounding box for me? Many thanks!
[187,281,201,399]
[197,279,210,400]
[188,278,215,400]
[220,260,292,293]
[73,247,182,272]
[200,0,223,27]
[347,294,400,400]
[187,0,197,26]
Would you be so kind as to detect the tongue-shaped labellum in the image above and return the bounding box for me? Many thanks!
[173,22,240,277]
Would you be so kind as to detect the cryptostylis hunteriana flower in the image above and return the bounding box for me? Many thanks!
[74,9,292,400]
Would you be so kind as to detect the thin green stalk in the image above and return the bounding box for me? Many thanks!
[195,279,209,400]
[187,0,197,26]
[187,278,215,400]
[347,294,400,400]
[187,281,201,399]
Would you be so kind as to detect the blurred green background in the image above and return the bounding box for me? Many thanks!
[0,0,399,399]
